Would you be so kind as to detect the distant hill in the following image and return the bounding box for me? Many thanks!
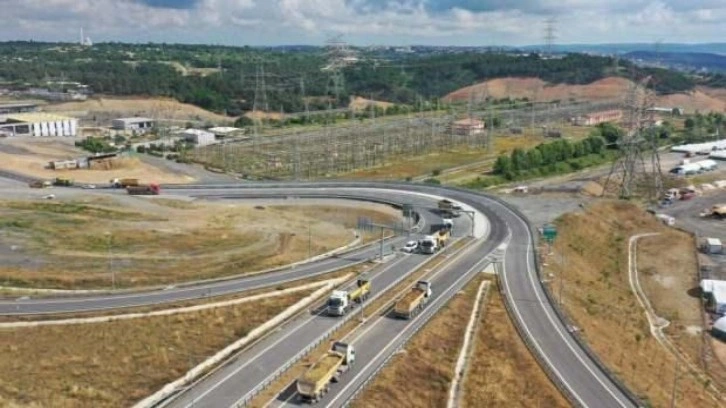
[444,76,726,114]
[624,51,726,72]
[519,43,726,56]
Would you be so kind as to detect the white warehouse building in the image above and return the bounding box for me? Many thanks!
[0,113,78,137]
[111,117,155,132]
[181,129,216,146]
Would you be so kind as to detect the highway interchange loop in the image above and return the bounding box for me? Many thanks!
[0,180,639,408]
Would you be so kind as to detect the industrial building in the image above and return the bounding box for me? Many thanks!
[701,279,726,315]
[451,118,485,136]
[111,117,155,133]
[0,113,78,137]
[182,129,216,146]
[572,110,623,126]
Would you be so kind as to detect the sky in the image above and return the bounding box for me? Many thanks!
[0,0,724,46]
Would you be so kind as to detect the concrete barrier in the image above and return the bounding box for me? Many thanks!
[132,277,344,408]
[0,277,348,328]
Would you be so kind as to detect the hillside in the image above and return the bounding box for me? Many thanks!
[445,76,726,113]
[44,97,235,124]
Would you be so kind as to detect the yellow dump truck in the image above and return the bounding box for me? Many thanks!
[326,276,371,316]
[28,180,52,188]
[53,177,74,187]
[435,229,450,248]
[296,342,356,403]
[393,280,432,319]
[110,178,140,188]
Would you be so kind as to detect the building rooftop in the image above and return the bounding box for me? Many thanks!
[1,113,75,123]
[181,128,214,136]
[452,118,484,126]
[209,127,241,134]
[114,117,154,124]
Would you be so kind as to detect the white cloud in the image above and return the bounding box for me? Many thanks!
[0,0,723,45]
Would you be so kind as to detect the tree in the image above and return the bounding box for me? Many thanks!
[594,122,624,146]
[234,116,255,128]
[684,117,696,130]
[493,156,512,175]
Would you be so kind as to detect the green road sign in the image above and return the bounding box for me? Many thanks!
[543,225,557,242]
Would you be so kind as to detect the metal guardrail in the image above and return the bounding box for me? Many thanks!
[340,259,493,407]
[486,196,644,408]
[233,234,458,408]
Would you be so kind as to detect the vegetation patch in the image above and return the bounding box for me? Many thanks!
[0,290,312,408]
[351,276,485,408]
[462,290,568,407]
[550,201,721,407]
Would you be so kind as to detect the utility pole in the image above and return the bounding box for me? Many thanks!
[104,231,115,290]
[670,357,680,408]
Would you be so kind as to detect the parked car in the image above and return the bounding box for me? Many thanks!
[402,240,419,253]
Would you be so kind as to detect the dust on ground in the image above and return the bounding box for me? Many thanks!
[0,138,194,184]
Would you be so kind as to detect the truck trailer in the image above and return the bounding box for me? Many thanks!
[111,178,140,188]
[53,177,73,187]
[326,276,371,316]
[296,342,356,403]
[126,183,160,195]
[437,199,462,217]
[393,280,432,319]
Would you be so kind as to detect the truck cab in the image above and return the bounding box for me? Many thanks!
[416,280,432,298]
[326,291,349,316]
[419,235,438,254]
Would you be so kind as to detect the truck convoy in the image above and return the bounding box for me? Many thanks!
[394,280,433,319]
[110,178,140,188]
[126,183,160,195]
[296,342,356,403]
[326,276,372,316]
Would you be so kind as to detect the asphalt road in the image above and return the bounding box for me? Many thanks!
[154,183,638,408]
[0,178,639,407]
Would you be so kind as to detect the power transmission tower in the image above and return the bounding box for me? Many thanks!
[544,17,557,56]
[602,76,663,199]
[322,35,358,106]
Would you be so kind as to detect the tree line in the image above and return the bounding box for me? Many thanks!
[0,42,700,116]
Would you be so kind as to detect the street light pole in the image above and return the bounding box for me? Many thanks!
[308,224,312,259]
[104,232,115,290]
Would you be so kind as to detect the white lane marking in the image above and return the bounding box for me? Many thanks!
[507,205,631,407]
[324,248,494,408]
[176,255,411,408]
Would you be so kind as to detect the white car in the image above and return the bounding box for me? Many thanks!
[402,240,419,253]
[82,184,96,189]
[42,194,55,200]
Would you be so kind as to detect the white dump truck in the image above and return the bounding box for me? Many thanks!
[326,276,371,316]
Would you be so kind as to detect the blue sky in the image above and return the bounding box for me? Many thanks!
[0,1,724,46]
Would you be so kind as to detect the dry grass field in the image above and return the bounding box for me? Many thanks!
[0,198,400,289]
[550,201,723,407]
[0,289,311,407]
[462,290,568,407]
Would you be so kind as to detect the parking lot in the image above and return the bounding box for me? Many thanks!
[660,190,726,279]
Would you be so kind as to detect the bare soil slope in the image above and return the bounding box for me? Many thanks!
[44,97,233,123]
[445,77,726,113]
